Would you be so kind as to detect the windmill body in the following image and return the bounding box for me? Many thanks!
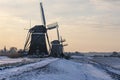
[28,25,48,55]
[24,3,52,56]
[51,40,63,57]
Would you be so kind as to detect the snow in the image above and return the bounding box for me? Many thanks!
[72,55,120,76]
[71,55,84,58]
[4,59,113,80]
[0,58,59,80]
[106,66,120,75]
[92,57,120,69]
[0,56,32,65]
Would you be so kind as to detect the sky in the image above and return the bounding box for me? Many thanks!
[0,0,120,52]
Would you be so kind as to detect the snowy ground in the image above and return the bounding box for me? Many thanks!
[1,55,120,80]
[71,55,120,80]
[0,58,114,80]
[0,56,43,70]
[0,56,37,65]
[92,57,120,69]
[90,57,120,79]
[0,58,58,80]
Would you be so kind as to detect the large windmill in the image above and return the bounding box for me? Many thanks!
[24,2,57,56]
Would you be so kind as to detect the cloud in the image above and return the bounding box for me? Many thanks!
[90,0,120,10]
[0,0,120,29]
[0,0,120,51]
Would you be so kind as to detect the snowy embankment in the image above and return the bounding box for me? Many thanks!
[0,56,32,65]
[0,56,43,70]
[8,59,113,80]
[92,57,120,69]
[0,58,58,80]
[0,56,22,65]
[90,57,120,76]
[71,55,120,80]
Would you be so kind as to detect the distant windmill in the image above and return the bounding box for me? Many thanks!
[24,2,58,56]
[49,23,68,57]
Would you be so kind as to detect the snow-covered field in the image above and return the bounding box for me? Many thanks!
[0,58,58,80]
[1,54,120,80]
[71,55,120,79]
[90,56,120,79]
[0,56,114,80]
[0,56,43,70]
[92,57,120,69]
[0,56,33,65]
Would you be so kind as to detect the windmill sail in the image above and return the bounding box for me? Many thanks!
[40,2,51,53]
[47,22,58,30]
[40,3,46,26]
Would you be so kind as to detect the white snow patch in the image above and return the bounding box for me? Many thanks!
[0,58,59,80]
[49,59,113,80]
[0,56,32,65]
[8,59,113,80]
[106,66,120,75]
[92,57,120,69]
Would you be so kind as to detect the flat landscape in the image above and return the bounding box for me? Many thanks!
[0,53,120,80]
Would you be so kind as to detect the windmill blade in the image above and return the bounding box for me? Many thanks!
[24,32,31,51]
[47,22,60,41]
[63,44,68,46]
[40,2,46,26]
[47,22,58,30]
[46,33,51,51]
[47,26,57,30]
[56,25,60,41]
[40,2,51,53]
[61,39,66,42]
[46,32,52,54]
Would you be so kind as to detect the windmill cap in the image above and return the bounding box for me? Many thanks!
[29,25,47,33]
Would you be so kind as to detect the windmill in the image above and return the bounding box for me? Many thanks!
[24,2,57,56]
[49,23,68,57]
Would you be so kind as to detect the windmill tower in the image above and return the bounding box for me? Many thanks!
[24,2,58,56]
[49,23,68,57]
